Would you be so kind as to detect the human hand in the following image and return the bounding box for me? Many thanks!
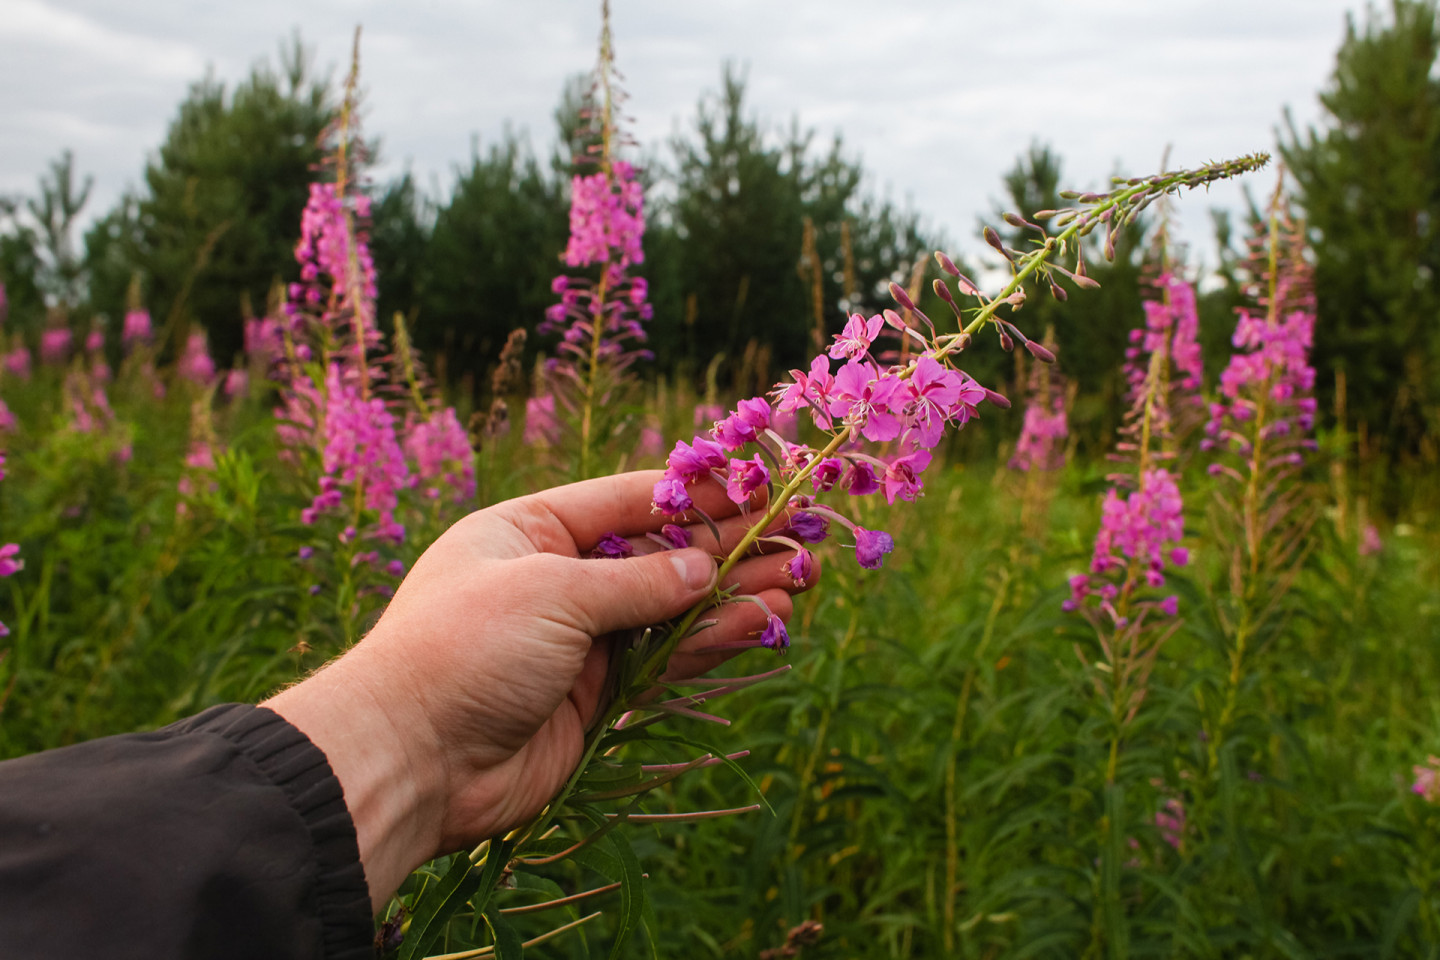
[265,470,815,910]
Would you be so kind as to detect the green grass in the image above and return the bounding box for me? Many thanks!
[2,364,1439,958]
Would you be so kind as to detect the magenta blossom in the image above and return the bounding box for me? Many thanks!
[652,476,693,515]
[758,613,790,651]
[883,448,932,504]
[773,355,836,430]
[591,532,635,559]
[854,527,895,570]
[828,313,884,361]
[726,455,770,504]
[785,512,829,544]
[829,361,905,442]
[667,436,728,481]
[785,549,814,587]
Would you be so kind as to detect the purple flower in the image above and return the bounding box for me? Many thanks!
[0,543,21,578]
[713,398,771,450]
[758,613,789,651]
[592,532,635,559]
[785,549,814,587]
[386,560,406,578]
[854,527,895,570]
[786,512,829,544]
[725,455,770,504]
[844,460,881,496]
[652,476,693,515]
[1160,595,1179,617]
[811,457,843,492]
[298,546,314,560]
[660,523,692,549]
[524,394,561,446]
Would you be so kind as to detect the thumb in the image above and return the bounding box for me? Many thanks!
[534,548,718,636]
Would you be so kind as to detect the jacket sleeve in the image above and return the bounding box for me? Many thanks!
[0,703,374,960]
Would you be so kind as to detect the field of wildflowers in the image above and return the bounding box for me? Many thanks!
[3,8,1440,960]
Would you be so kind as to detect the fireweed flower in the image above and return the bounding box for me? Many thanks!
[123,310,152,347]
[404,407,475,502]
[40,328,71,365]
[4,348,30,380]
[533,35,653,478]
[178,331,216,385]
[591,532,635,559]
[759,613,790,651]
[1413,757,1440,804]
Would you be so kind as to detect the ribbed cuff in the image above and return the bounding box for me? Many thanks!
[174,704,375,960]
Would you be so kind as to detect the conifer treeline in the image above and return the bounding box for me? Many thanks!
[1,1,1437,460]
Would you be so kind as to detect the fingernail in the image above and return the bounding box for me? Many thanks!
[670,548,716,591]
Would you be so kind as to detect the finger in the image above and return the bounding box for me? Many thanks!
[501,470,753,554]
[721,548,822,597]
[662,588,796,682]
[524,547,718,637]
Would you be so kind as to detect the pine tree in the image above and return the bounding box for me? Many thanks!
[1282,0,1440,455]
[85,37,332,363]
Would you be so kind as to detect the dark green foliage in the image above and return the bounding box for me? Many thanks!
[85,37,332,363]
[417,132,568,395]
[660,66,934,377]
[1282,0,1440,458]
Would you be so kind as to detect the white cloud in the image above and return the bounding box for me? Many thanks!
[0,0,1371,268]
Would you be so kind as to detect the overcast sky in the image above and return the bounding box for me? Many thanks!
[1,0,1374,272]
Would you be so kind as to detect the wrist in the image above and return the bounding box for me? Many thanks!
[264,644,446,912]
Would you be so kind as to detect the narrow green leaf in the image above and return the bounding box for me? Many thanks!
[483,904,525,960]
[397,837,515,960]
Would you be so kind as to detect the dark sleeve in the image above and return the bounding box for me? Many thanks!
[0,703,374,960]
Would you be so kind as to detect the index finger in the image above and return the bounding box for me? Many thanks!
[504,469,753,553]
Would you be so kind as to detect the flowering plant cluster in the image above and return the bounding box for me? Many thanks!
[1010,331,1069,473]
[529,6,653,476]
[271,33,475,612]
[1065,268,1205,625]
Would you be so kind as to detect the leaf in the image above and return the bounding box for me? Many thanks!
[603,829,647,960]
[397,836,515,960]
[483,904,525,960]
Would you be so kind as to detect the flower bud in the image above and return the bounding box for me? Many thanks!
[931,278,960,310]
[982,387,1011,409]
[933,251,960,276]
[888,281,916,312]
[1048,277,1068,301]
[881,308,907,331]
[999,329,1014,352]
[1025,339,1056,364]
[983,226,1012,262]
